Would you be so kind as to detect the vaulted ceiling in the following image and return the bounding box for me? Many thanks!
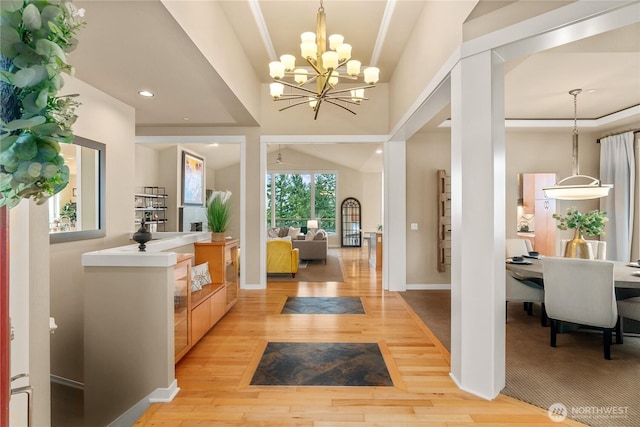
[70,1,640,170]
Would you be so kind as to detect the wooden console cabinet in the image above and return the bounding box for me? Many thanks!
[174,239,239,363]
[194,239,239,311]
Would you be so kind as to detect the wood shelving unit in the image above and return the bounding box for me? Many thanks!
[437,170,451,272]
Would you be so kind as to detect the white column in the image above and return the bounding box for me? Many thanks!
[383,140,407,291]
[450,50,506,399]
[10,201,51,427]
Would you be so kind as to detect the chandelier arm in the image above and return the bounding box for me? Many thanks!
[273,95,312,101]
[276,79,320,96]
[319,69,332,95]
[278,99,317,112]
[313,99,323,120]
[324,100,357,115]
[326,84,376,96]
[304,57,323,76]
[325,97,367,105]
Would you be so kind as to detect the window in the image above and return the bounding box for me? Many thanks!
[266,172,337,232]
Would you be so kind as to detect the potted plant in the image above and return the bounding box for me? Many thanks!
[0,0,86,208]
[552,206,608,258]
[206,190,231,241]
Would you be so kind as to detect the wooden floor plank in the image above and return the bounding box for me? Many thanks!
[135,248,585,427]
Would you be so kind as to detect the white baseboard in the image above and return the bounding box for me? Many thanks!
[242,283,266,290]
[149,379,179,403]
[50,374,84,390]
[107,380,179,427]
[406,283,451,290]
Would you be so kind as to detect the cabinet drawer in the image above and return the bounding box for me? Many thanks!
[191,300,211,343]
[210,287,227,326]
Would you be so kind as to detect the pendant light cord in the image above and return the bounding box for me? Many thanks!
[570,88,582,176]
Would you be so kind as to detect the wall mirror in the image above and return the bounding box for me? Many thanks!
[49,136,106,243]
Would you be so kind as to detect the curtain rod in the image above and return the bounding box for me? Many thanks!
[596,129,640,143]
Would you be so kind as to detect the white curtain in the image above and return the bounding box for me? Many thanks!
[599,131,635,261]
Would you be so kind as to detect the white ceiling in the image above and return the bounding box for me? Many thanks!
[71,1,640,171]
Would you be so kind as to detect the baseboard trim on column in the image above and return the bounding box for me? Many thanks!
[107,380,179,427]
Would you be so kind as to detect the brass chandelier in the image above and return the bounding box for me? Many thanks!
[268,0,380,120]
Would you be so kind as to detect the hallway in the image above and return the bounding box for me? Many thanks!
[135,248,583,426]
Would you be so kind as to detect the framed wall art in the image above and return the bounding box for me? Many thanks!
[182,151,205,205]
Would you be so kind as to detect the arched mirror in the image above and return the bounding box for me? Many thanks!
[341,197,361,247]
[49,136,106,243]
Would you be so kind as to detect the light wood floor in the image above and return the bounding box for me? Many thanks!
[136,248,585,426]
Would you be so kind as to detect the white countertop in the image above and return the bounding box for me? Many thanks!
[82,232,211,267]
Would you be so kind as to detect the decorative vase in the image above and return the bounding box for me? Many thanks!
[564,228,593,259]
[211,232,225,242]
[133,219,152,252]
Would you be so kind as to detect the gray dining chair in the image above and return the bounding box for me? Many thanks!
[505,239,545,324]
[617,297,640,343]
[541,257,621,360]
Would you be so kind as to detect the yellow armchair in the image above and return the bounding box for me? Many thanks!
[267,239,299,278]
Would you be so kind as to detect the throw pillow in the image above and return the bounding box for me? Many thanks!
[314,229,327,240]
[268,228,280,238]
[191,262,211,291]
[305,230,317,240]
[288,227,301,238]
[278,227,289,238]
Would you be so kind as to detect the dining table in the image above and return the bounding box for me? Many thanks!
[506,258,640,290]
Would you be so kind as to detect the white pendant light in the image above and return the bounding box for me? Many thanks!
[543,89,613,200]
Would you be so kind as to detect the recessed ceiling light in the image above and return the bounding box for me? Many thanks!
[209,143,219,148]
[375,149,382,154]
[183,117,190,121]
[587,89,597,93]
[138,90,154,97]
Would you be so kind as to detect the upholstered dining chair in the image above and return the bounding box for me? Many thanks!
[505,239,545,324]
[541,257,621,360]
[617,297,640,343]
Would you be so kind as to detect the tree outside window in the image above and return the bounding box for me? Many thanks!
[266,172,337,232]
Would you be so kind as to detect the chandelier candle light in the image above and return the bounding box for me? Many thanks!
[542,89,613,200]
[268,0,380,119]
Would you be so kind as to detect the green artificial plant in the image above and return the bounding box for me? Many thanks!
[0,0,85,208]
[206,190,231,233]
[552,206,608,237]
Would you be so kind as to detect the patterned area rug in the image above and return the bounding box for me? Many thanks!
[282,297,365,314]
[250,342,393,387]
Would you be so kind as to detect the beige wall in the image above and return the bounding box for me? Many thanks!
[135,144,161,193]
[389,1,476,130]
[213,162,241,241]
[405,127,602,286]
[406,131,452,285]
[49,77,136,383]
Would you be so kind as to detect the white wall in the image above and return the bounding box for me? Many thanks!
[49,77,136,385]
